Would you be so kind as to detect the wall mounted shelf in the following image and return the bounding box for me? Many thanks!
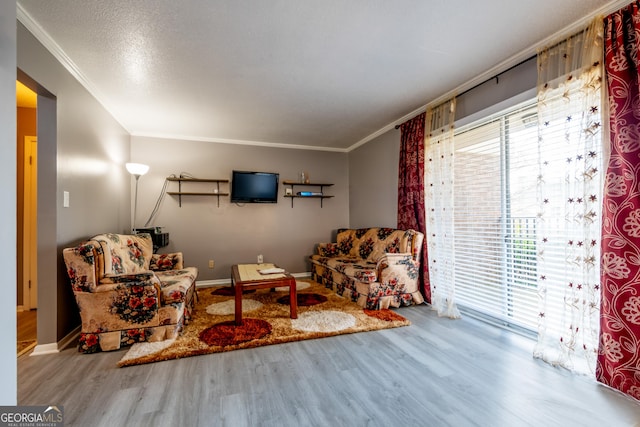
[167,177,229,207]
[282,180,334,208]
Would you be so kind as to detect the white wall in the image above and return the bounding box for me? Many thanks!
[132,136,349,281]
[0,1,17,406]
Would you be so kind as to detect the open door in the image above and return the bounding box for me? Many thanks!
[22,135,37,310]
[17,78,38,355]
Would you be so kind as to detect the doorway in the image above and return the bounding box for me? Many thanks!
[16,80,37,355]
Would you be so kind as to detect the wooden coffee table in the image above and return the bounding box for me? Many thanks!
[231,264,297,326]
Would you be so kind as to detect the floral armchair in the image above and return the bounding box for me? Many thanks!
[63,233,198,353]
[310,228,425,309]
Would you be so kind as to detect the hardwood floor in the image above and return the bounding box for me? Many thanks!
[17,309,37,342]
[17,304,640,427]
[17,309,37,355]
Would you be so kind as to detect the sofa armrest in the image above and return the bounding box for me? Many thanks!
[316,243,341,257]
[150,252,184,271]
[63,242,103,293]
[100,271,156,285]
[376,253,420,293]
[96,272,162,298]
[408,229,425,262]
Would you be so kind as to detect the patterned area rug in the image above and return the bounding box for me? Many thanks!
[118,280,410,367]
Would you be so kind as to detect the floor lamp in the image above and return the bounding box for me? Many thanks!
[126,162,149,233]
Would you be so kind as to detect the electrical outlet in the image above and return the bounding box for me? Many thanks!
[208,260,215,269]
[257,254,263,264]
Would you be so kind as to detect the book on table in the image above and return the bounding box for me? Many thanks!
[258,267,286,274]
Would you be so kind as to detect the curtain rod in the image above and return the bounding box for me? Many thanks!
[395,54,536,130]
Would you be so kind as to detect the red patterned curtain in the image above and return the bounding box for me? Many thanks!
[597,2,640,400]
[397,112,430,302]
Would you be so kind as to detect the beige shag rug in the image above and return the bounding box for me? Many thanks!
[118,280,410,367]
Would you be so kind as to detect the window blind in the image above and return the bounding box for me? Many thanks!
[449,81,603,336]
[452,102,540,331]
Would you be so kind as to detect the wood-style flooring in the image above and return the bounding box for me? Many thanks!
[17,304,640,427]
[17,309,37,355]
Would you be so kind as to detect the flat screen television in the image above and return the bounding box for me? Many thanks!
[231,170,279,203]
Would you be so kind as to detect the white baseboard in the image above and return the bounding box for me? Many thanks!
[196,271,311,289]
[30,325,80,356]
[196,278,230,288]
[293,272,312,278]
[30,343,58,356]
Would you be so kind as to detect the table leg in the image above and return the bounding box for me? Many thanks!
[289,278,297,319]
[234,279,243,326]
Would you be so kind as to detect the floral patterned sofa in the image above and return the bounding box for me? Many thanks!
[309,227,425,309]
[63,233,198,353]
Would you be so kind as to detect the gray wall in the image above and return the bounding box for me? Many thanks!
[1,1,17,406]
[132,136,349,281]
[17,22,131,345]
[348,129,400,229]
[455,56,536,124]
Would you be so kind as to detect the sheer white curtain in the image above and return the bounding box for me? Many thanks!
[533,18,605,374]
[425,99,461,318]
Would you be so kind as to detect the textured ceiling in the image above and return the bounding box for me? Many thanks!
[17,0,621,151]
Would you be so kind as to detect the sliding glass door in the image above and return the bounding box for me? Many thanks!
[453,104,539,330]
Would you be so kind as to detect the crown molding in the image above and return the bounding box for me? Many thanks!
[17,3,129,132]
[349,0,633,152]
[18,3,347,153]
[19,0,631,154]
[346,105,425,152]
[131,132,348,153]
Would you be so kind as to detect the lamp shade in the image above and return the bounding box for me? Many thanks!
[126,162,149,176]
